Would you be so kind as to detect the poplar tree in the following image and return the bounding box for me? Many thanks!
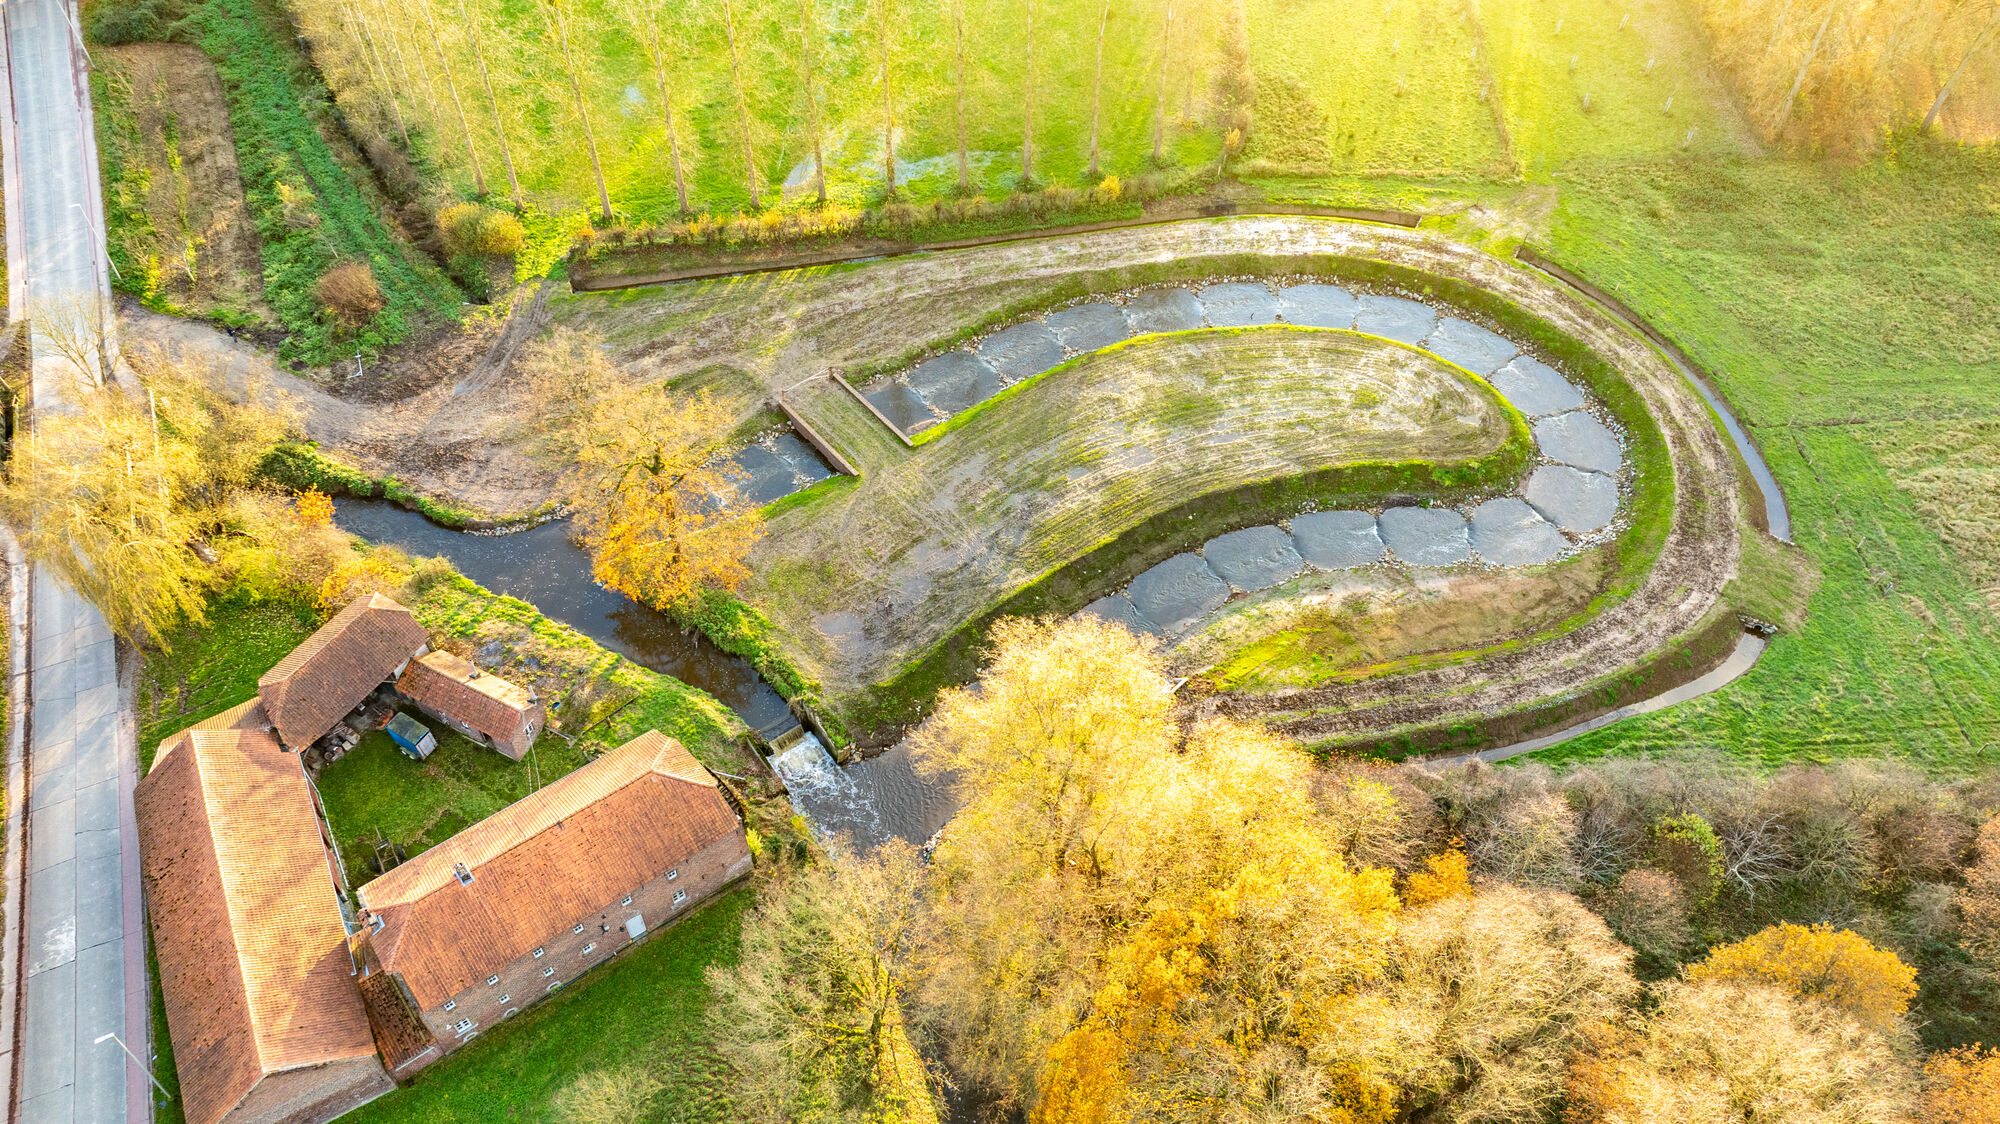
[719,0,763,208]
[946,0,972,192]
[617,0,695,212]
[793,0,829,204]
[1151,0,1175,163]
[1924,3,2000,129]
[1086,0,1111,178]
[873,0,901,197]
[456,0,524,208]
[1021,0,1037,185]
[417,0,488,196]
[536,0,615,221]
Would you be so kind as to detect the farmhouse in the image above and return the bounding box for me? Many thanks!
[397,649,545,759]
[349,731,752,1075]
[133,726,393,1124]
[257,592,428,750]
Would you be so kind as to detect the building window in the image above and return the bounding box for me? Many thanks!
[452,1019,472,1034]
[486,975,500,986]
[443,1000,456,1012]
[621,895,633,907]
[572,923,585,935]
[548,981,563,992]
[581,943,596,955]
[498,994,510,1004]
[673,889,688,906]
[533,947,545,959]
[667,868,679,882]
[543,966,556,977]
[504,1008,518,1018]
[453,862,474,887]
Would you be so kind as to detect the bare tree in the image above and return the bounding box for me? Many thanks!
[1151,0,1175,163]
[417,0,488,196]
[536,0,615,221]
[792,0,828,204]
[719,0,762,208]
[456,0,524,207]
[618,0,693,212]
[1924,2,2000,129]
[1086,0,1111,178]
[34,291,115,393]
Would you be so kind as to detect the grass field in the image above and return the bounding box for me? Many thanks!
[1506,145,2000,770]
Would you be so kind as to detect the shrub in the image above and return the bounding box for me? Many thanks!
[1598,868,1690,960]
[315,262,385,330]
[1648,812,1724,906]
[291,488,334,529]
[1405,848,1472,907]
[439,203,527,258]
[1688,923,1918,1030]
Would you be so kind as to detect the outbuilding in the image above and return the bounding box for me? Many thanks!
[396,650,544,760]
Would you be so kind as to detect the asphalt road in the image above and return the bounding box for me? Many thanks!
[0,0,150,1121]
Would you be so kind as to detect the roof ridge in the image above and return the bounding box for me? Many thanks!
[359,734,712,908]
[185,735,271,1080]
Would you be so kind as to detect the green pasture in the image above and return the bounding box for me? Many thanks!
[1518,144,2000,770]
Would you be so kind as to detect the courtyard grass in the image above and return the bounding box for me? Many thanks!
[135,592,318,768]
[342,887,752,1124]
[313,723,593,882]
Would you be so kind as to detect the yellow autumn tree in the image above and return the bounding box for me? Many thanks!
[1688,923,1918,1030]
[912,616,1407,1121]
[518,327,761,609]
[1404,848,1472,907]
[2,347,289,643]
[1922,1044,2000,1124]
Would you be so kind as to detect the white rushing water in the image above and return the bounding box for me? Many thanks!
[767,733,961,852]
[769,733,887,850]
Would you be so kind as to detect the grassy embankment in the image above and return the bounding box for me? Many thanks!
[753,323,1533,740]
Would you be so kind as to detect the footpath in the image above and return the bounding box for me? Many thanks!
[0,0,152,1121]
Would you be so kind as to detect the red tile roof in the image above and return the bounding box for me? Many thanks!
[396,650,538,747]
[257,593,427,749]
[152,698,270,766]
[134,728,381,1124]
[356,732,740,1009]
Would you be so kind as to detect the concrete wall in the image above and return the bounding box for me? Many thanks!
[227,1055,392,1124]
[413,832,753,1057]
